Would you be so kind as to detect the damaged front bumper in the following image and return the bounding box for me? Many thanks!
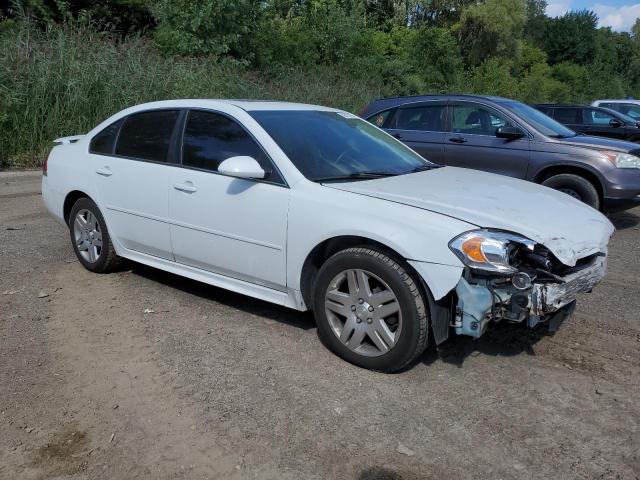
[452,256,607,338]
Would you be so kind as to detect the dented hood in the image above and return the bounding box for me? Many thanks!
[327,167,614,266]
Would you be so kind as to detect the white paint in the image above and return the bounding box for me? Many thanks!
[42,99,613,313]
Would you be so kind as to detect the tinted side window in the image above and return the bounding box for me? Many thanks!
[584,109,615,125]
[182,110,283,184]
[554,108,581,124]
[536,107,553,116]
[366,109,396,128]
[395,105,446,131]
[89,119,122,155]
[115,110,180,162]
[451,104,512,135]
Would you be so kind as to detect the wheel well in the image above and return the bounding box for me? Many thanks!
[533,166,603,202]
[63,190,90,224]
[299,236,407,309]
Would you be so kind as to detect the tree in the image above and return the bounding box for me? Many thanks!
[152,0,261,57]
[543,10,598,65]
[457,0,526,67]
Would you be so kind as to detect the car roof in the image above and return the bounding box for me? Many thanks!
[593,99,640,104]
[361,94,515,116]
[118,99,339,113]
[534,104,590,108]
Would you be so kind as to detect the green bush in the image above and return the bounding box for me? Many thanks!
[0,19,379,168]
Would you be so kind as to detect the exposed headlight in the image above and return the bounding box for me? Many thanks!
[601,151,640,169]
[449,230,535,274]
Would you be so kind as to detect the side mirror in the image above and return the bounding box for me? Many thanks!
[218,156,266,180]
[496,125,525,140]
[609,118,623,128]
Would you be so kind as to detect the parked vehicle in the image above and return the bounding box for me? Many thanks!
[360,95,640,211]
[592,99,640,121]
[534,104,640,143]
[42,100,613,372]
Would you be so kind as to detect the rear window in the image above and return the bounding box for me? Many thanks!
[115,110,180,162]
[89,119,123,155]
[554,108,581,124]
[395,105,447,131]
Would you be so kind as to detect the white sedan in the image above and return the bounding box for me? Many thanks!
[42,100,614,371]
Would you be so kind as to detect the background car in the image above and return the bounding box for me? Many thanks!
[360,94,640,211]
[592,99,640,121]
[42,99,613,372]
[534,104,640,142]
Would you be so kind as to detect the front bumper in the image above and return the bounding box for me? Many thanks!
[531,256,606,315]
[453,256,607,338]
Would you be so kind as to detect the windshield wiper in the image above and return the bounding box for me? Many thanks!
[407,163,442,173]
[313,171,399,183]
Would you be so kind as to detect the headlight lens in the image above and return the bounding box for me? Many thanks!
[449,230,535,274]
[601,151,640,169]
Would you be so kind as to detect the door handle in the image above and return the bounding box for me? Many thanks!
[392,133,403,139]
[173,182,198,193]
[448,136,467,144]
[96,166,112,177]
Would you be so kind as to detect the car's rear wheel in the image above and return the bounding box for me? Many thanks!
[542,173,600,210]
[69,197,121,273]
[312,247,429,372]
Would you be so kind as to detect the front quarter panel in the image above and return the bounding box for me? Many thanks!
[287,182,472,302]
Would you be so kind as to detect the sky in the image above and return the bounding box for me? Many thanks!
[545,0,640,31]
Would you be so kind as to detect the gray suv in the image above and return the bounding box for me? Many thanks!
[360,95,640,211]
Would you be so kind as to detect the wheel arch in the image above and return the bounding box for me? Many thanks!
[298,235,455,346]
[532,164,604,203]
[63,190,93,225]
[298,235,447,309]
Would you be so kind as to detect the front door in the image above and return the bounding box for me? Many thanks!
[91,109,180,260]
[443,101,531,179]
[168,109,290,290]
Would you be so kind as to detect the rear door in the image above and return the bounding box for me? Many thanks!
[90,109,180,260]
[443,101,530,178]
[553,107,585,133]
[384,101,448,163]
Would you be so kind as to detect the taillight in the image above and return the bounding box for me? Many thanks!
[42,153,49,176]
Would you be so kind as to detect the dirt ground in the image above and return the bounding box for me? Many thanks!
[0,170,638,480]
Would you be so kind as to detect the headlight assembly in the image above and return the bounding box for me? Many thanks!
[600,151,640,169]
[449,230,536,274]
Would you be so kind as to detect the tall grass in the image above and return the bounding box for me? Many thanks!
[0,20,381,168]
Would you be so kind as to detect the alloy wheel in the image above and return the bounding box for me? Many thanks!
[324,268,402,357]
[73,209,103,263]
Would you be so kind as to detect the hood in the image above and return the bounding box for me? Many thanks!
[554,134,640,153]
[327,167,614,267]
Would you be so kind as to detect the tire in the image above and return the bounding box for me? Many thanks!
[542,173,600,210]
[68,197,121,273]
[312,247,429,372]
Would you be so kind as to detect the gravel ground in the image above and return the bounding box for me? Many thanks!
[0,170,638,480]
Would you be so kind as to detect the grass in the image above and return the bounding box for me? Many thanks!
[0,20,382,168]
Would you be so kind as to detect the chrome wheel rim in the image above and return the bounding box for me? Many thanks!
[73,209,102,263]
[324,269,402,357]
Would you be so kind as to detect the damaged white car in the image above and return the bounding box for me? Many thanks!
[42,100,614,372]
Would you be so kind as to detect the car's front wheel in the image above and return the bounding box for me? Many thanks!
[69,197,121,273]
[313,247,429,372]
[542,173,600,210]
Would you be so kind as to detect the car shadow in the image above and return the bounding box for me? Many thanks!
[608,208,640,230]
[421,322,549,368]
[126,262,316,331]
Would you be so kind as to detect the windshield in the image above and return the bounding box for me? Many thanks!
[249,110,432,182]
[499,100,577,138]
[606,109,638,124]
